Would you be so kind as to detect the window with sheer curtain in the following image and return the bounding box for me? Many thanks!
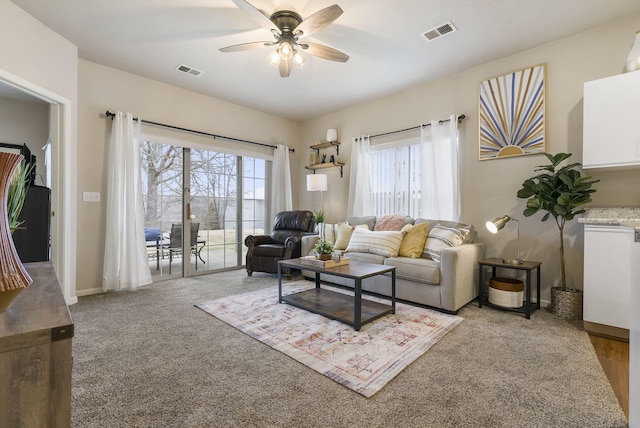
[370,137,422,218]
[369,115,460,221]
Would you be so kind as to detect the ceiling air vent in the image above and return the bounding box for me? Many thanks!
[421,21,457,42]
[175,64,203,77]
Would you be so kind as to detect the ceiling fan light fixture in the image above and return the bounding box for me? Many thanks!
[268,51,281,65]
[222,1,349,77]
[294,51,306,67]
[278,41,294,60]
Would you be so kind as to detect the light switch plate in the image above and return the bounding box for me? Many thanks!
[83,191,101,202]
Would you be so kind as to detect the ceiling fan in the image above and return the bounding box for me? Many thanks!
[220,0,349,77]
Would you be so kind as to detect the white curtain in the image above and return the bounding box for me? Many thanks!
[43,140,52,187]
[103,111,152,291]
[420,114,460,221]
[347,135,373,217]
[271,144,292,220]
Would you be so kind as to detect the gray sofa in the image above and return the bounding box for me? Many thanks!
[300,216,485,314]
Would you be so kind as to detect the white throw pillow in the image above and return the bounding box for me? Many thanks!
[320,223,342,245]
[345,228,404,258]
[424,224,470,262]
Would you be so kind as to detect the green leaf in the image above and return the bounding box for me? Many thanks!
[7,160,35,232]
[550,152,572,166]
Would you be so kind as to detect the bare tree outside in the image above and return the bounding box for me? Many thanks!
[140,141,182,223]
[140,140,266,274]
[190,150,237,230]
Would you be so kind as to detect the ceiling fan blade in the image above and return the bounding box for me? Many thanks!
[294,4,343,38]
[300,42,349,62]
[219,41,272,53]
[278,59,292,78]
[232,0,280,34]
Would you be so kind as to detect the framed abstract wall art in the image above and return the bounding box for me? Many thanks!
[478,64,546,160]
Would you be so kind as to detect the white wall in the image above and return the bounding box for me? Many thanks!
[0,97,49,184]
[76,60,301,293]
[297,14,640,303]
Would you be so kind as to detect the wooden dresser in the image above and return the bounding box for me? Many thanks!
[0,262,74,427]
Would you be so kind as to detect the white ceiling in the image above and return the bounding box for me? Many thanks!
[8,0,640,121]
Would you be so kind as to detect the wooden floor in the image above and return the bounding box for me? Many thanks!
[589,334,629,420]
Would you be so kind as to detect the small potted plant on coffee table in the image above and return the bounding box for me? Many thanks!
[314,239,334,261]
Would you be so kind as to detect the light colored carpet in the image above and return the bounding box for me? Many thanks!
[196,282,463,397]
[70,270,628,427]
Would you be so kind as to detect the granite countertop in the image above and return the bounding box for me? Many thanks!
[579,207,640,228]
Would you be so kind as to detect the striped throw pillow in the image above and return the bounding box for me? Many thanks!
[423,224,470,262]
[320,223,341,246]
[345,228,404,258]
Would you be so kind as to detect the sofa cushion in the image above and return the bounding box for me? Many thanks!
[374,214,408,231]
[398,222,429,258]
[273,210,314,232]
[346,251,387,265]
[423,224,470,262]
[346,228,404,258]
[334,223,356,250]
[251,244,286,257]
[346,216,376,231]
[384,257,441,285]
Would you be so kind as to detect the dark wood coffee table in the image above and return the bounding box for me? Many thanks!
[277,258,396,331]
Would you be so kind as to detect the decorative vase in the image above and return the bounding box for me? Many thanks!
[318,253,332,261]
[550,287,583,321]
[326,129,337,143]
[0,153,33,311]
[623,30,640,73]
[308,152,319,166]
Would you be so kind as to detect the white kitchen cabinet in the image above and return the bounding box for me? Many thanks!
[583,70,640,169]
[631,246,639,427]
[583,224,636,338]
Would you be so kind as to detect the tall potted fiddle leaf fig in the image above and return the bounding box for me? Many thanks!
[516,152,599,320]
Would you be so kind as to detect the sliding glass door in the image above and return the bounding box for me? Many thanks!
[141,140,267,279]
[190,149,238,273]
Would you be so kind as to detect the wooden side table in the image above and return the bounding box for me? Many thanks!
[478,257,541,319]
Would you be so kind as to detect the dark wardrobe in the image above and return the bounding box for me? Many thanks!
[13,185,51,263]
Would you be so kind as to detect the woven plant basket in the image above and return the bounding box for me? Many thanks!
[550,287,583,321]
[488,277,524,308]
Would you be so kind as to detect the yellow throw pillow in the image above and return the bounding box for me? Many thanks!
[399,222,429,258]
[334,223,356,250]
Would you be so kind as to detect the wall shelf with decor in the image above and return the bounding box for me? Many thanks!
[306,162,345,177]
[307,140,344,176]
[310,141,340,156]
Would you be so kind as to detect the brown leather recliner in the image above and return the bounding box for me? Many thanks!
[245,210,315,278]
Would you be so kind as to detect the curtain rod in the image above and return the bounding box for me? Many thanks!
[103,111,294,153]
[370,114,466,140]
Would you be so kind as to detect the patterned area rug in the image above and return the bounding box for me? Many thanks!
[196,281,463,397]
